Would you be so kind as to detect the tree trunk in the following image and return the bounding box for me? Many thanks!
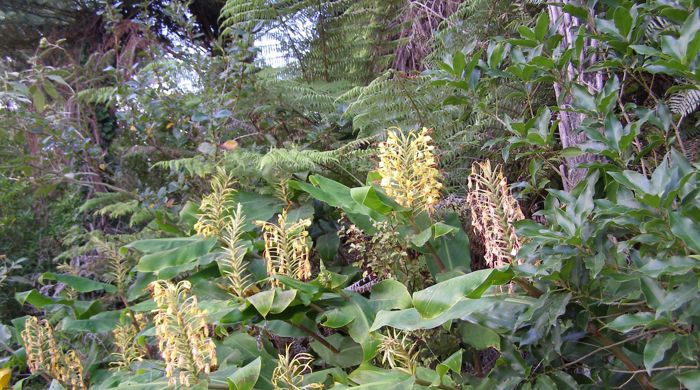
[548,2,604,191]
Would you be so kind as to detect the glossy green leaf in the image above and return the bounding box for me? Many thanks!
[135,237,216,273]
[643,333,675,375]
[41,272,116,293]
[369,280,412,311]
[227,357,261,390]
[412,268,512,318]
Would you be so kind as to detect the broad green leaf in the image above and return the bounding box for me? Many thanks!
[342,294,375,344]
[316,232,340,261]
[322,308,355,328]
[369,280,412,311]
[613,7,633,38]
[412,268,511,319]
[459,322,500,350]
[247,289,296,317]
[227,357,261,390]
[435,349,462,384]
[350,186,393,214]
[678,370,700,390]
[61,310,122,333]
[643,333,675,375]
[233,192,284,230]
[428,213,472,275]
[15,290,59,308]
[310,334,362,368]
[371,296,524,331]
[670,212,700,253]
[290,176,382,232]
[345,365,414,389]
[41,272,116,293]
[606,312,653,333]
[136,237,216,273]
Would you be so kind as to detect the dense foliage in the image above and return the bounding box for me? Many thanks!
[1,0,699,389]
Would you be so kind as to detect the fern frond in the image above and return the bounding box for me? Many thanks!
[668,88,700,118]
[151,156,215,178]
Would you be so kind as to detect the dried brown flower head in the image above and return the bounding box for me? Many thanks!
[467,160,525,268]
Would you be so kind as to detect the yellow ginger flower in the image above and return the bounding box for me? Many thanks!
[377,330,419,375]
[256,211,312,287]
[111,312,147,370]
[220,203,253,298]
[149,280,217,387]
[377,127,442,213]
[194,168,236,237]
[21,317,86,389]
[271,345,324,390]
[467,160,525,268]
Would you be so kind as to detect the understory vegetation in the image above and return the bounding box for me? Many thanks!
[1,0,699,388]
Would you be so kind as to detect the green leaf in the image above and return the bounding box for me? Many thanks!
[310,334,362,368]
[227,357,261,390]
[61,310,122,333]
[678,370,700,390]
[41,272,116,293]
[535,12,550,41]
[135,237,216,273]
[572,84,596,111]
[410,226,432,247]
[350,186,393,214]
[606,312,653,333]
[412,268,512,319]
[613,7,633,38]
[339,293,375,344]
[428,213,471,275]
[233,192,284,231]
[316,232,340,261]
[369,280,412,311]
[459,322,500,351]
[345,365,414,389]
[247,289,296,318]
[15,290,59,308]
[322,308,355,328]
[670,212,700,253]
[30,85,46,112]
[643,333,676,375]
[434,350,462,386]
[371,296,527,331]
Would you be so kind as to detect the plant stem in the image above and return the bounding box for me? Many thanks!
[587,323,653,390]
[294,324,340,354]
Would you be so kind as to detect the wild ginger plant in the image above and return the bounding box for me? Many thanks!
[466,160,524,268]
[149,280,217,387]
[257,211,313,287]
[21,317,86,389]
[219,203,254,298]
